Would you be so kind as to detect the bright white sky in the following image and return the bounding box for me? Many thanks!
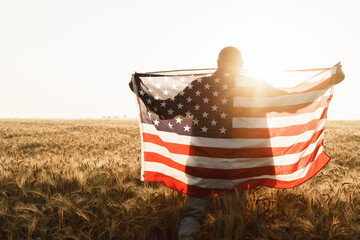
[0,0,359,119]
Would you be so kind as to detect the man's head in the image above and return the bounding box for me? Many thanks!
[217,46,243,74]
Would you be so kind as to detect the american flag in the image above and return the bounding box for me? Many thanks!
[131,66,337,198]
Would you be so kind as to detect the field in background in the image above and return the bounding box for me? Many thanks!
[0,119,359,239]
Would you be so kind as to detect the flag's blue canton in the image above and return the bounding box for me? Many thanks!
[136,72,235,138]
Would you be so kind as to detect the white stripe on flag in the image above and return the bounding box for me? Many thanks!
[233,88,332,108]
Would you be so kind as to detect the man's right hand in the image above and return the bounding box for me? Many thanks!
[333,62,345,85]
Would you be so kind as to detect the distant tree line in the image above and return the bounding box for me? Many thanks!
[102,115,127,119]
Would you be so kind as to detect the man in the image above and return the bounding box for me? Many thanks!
[176,47,247,240]
[129,46,345,239]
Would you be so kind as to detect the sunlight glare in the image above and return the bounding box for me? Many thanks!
[202,16,330,87]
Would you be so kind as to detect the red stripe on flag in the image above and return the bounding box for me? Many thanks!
[144,151,330,199]
[142,129,324,158]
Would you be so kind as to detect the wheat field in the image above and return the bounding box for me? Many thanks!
[0,119,359,239]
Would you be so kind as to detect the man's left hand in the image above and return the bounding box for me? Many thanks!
[129,80,134,92]
[333,62,345,85]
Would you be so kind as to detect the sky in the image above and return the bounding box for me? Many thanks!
[0,0,359,120]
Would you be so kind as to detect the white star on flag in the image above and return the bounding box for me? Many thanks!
[153,119,159,126]
[201,126,208,132]
[167,108,174,115]
[184,125,191,131]
[175,116,182,124]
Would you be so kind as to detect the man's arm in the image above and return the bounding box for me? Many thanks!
[278,63,345,112]
[239,63,345,114]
